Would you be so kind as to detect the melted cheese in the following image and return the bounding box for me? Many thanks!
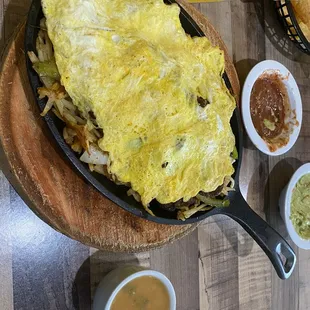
[42,0,236,205]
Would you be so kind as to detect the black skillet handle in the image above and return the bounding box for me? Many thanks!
[217,193,296,279]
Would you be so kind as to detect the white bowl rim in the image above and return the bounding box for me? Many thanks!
[105,270,176,310]
[241,59,302,156]
[284,163,310,249]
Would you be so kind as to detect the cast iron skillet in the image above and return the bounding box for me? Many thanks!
[25,0,296,279]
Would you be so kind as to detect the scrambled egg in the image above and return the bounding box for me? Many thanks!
[42,0,236,206]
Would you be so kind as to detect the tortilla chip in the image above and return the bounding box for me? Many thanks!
[291,0,310,42]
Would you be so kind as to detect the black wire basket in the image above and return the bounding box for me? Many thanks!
[275,0,310,55]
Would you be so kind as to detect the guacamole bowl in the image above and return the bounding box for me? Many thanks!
[279,163,310,250]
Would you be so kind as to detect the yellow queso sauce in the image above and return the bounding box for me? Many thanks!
[111,276,170,310]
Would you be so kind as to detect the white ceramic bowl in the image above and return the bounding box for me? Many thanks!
[279,163,310,249]
[92,266,176,310]
[241,60,302,156]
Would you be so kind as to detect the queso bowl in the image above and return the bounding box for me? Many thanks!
[92,266,176,310]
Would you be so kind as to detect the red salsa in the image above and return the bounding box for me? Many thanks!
[250,72,291,152]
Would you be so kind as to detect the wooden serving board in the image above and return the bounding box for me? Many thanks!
[0,2,239,252]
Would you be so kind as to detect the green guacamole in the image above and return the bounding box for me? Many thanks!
[290,173,310,240]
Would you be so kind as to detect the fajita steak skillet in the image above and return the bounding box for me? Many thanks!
[25,0,296,279]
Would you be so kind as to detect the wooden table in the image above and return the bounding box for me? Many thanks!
[1,1,310,309]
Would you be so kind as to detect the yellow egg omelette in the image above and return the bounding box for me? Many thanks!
[42,0,236,206]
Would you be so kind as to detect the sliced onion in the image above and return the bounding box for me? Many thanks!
[80,145,109,165]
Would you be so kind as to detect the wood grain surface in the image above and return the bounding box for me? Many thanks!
[0,1,310,310]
